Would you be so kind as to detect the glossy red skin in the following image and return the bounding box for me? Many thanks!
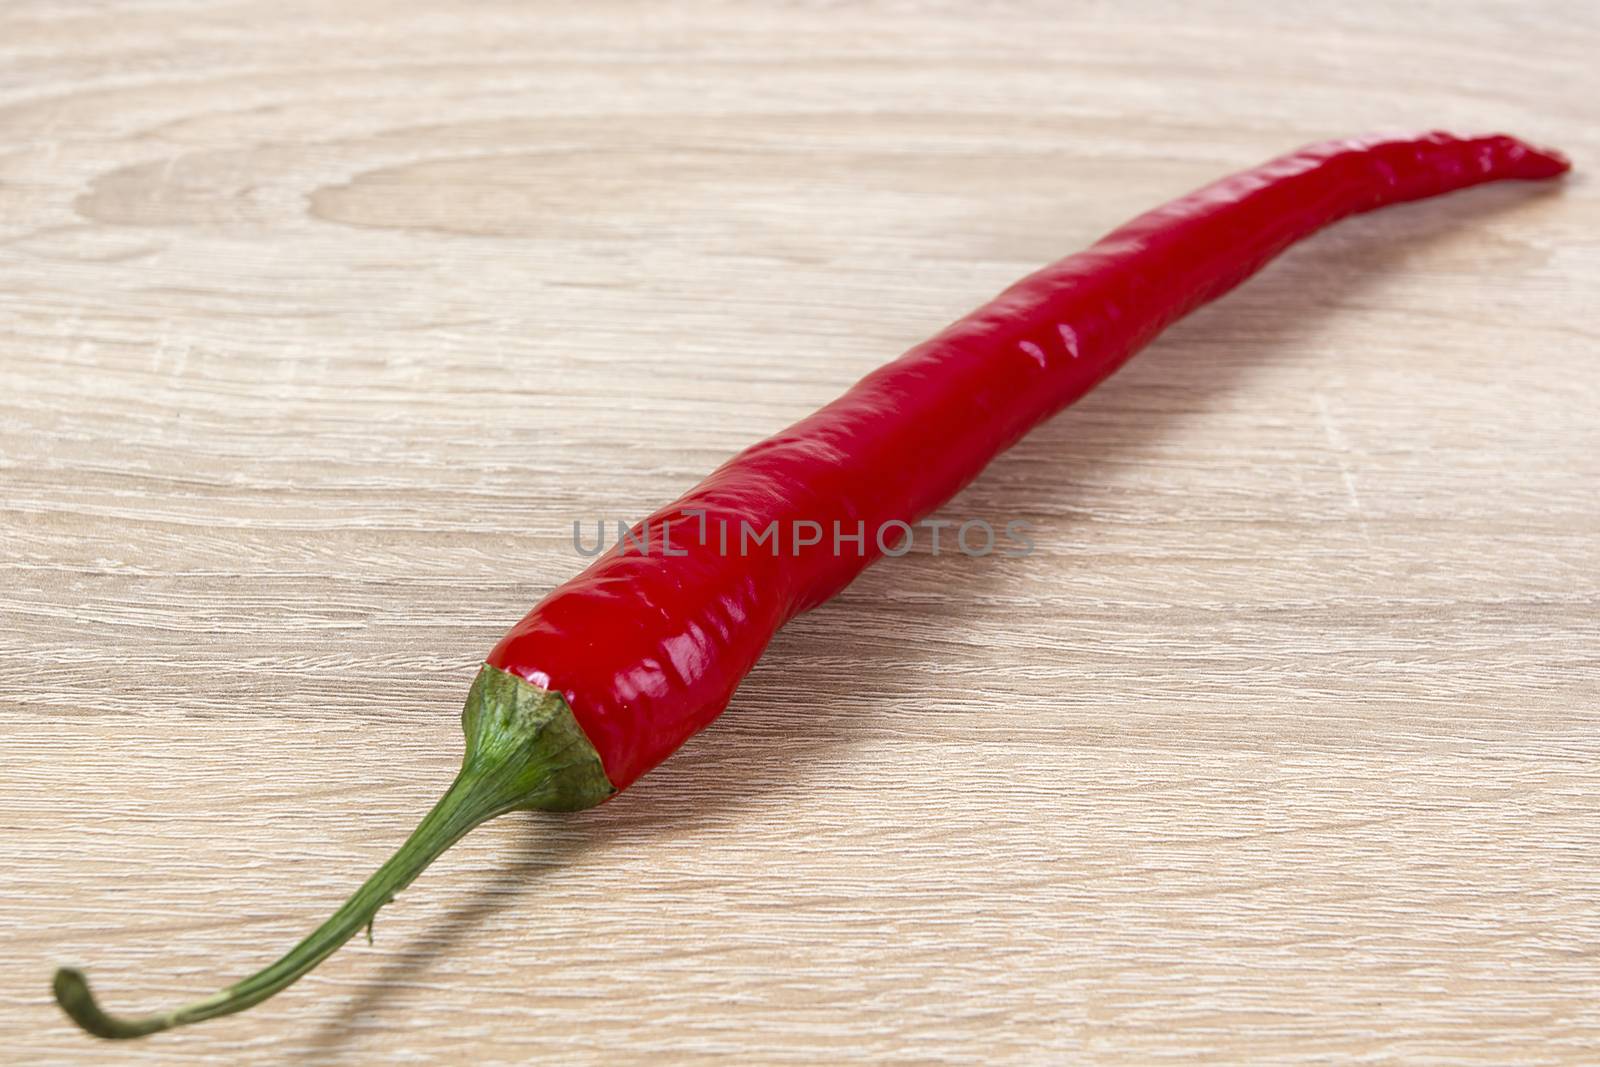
[489,131,1568,791]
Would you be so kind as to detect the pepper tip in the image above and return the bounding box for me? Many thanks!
[1502,135,1572,179]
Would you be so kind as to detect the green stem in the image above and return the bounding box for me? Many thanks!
[54,764,502,1040]
[53,664,615,1040]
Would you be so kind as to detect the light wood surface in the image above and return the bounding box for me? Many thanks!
[3,2,1596,1063]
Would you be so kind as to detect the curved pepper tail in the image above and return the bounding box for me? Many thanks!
[1353,131,1570,199]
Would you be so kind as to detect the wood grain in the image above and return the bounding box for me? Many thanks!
[2,1,1596,1062]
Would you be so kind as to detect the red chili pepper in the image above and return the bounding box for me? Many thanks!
[55,131,1568,1039]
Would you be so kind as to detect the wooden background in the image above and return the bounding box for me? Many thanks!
[2,2,1595,1063]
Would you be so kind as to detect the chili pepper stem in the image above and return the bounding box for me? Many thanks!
[54,766,490,1039]
[53,665,614,1040]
